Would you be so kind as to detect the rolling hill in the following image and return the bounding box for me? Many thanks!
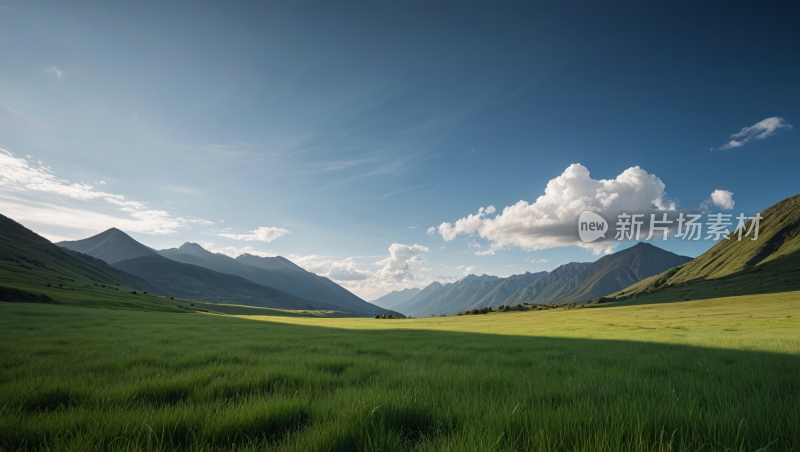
[0,213,182,311]
[111,254,344,311]
[601,193,800,304]
[61,248,170,296]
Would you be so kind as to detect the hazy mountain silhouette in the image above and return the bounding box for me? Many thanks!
[61,248,168,296]
[112,254,343,311]
[505,243,692,305]
[233,253,397,317]
[370,287,421,309]
[60,229,400,316]
[406,274,503,317]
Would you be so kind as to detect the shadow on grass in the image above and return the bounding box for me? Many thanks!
[0,302,799,451]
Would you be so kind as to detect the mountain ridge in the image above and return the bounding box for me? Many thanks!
[602,193,800,303]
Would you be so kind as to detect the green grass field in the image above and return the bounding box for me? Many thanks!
[2,292,799,451]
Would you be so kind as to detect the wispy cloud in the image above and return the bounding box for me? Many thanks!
[218,226,290,242]
[406,225,418,229]
[712,117,793,151]
[525,256,549,264]
[0,148,213,235]
[44,66,64,79]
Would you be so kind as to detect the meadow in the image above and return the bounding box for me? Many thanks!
[1,291,799,452]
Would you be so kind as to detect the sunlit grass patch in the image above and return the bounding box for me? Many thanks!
[1,293,799,451]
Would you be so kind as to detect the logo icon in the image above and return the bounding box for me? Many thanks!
[578,211,608,242]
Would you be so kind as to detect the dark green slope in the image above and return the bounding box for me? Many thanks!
[471,271,548,309]
[112,254,345,311]
[603,193,800,304]
[0,213,184,312]
[0,214,130,288]
[61,248,169,296]
[57,228,158,263]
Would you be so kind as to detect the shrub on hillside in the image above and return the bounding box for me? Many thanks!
[0,286,55,304]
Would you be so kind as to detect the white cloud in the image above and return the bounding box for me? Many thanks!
[437,164,675,254]
[701,190,735,211]
[525,256,549,263]
[406,225,418,229]
[295,244,430,299]
[426,226,436,235]
[200,243,278,258]
[0,196,207,236]
[218,226,290,242]
[0,149,213,236]
[710,190,735,210]
[713,117,793,151]
[464,266,475,273]
[44,66,64,78]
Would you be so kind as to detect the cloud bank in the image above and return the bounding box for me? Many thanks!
[218,226,290,242]
[437,164,676,254]
[0,149,213,235]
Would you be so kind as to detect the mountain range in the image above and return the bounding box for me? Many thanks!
[56,228,400,316]
[603,193,800,303]
[381,242,692,316]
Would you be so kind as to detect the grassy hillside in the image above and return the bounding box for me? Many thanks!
[600,193,800,305]
[61,248,170,296]
[112,255,349,312]
[1,293,798,451]
[0,213,179,312]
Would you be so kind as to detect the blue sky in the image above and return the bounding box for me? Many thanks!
[1,1,798,299]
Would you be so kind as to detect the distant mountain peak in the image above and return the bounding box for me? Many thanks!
[57,227,158,264]
[178,242,207,251]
